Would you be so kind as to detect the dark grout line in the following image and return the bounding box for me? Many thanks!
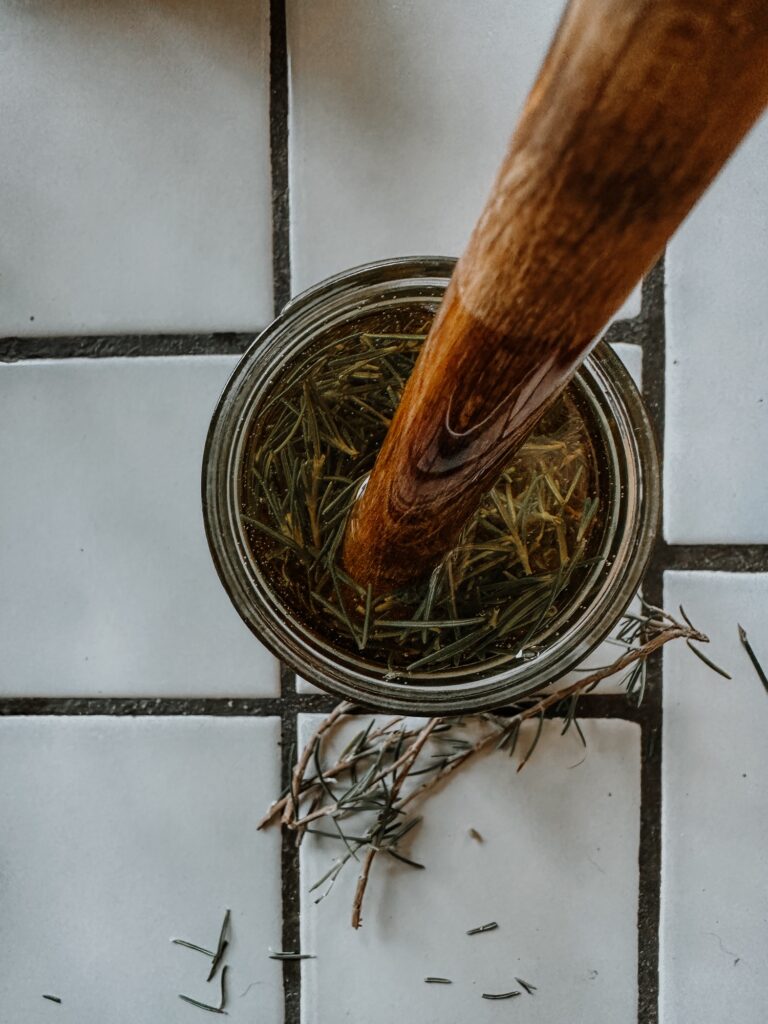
[636,254,665,1024]
[279,709,302,1024]
[270,0,291,314]
[661,544,768,573]
[0,690,652,719]
[0,333,258,362]
[556,694,647,722]
[637,707,663,1024]
[0,697,288,716]
[638,261,665,433]
[602,315,649,349]
[0,692,397,718]
[269,4,299,1021]
[281,660,298,700]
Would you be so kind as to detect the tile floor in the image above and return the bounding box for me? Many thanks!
[1,3,766,1023]
[298,715,641,1024]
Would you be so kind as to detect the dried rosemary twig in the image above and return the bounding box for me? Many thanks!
[260,607,712,928]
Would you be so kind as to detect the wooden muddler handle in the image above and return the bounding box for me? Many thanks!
[343,0,768,593]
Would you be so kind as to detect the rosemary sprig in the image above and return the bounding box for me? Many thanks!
[351,718,439,928]
[260,607,711,928]
[241,315,601,674]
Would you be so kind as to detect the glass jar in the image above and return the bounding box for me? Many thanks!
[202,257,659,715]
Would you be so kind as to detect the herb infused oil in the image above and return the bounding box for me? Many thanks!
[240,306,605,679]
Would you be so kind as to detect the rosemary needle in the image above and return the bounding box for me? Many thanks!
[424,977,452,984]
[268,951,317,961]
[172,939,216,957]
[42,995,62,1004]
[466,921,498,935]
[515,977,537,994]
[482,991,521,1000]
[206,909,231,983]
[685,640,732,680]
[177,995,226,1015]
[738,624,768,694]
[179,965,229,1015]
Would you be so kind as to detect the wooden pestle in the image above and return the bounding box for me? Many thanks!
[342,0,768,593]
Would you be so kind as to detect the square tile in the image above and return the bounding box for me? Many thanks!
[0,716,283,1023]
[0,357,279,697]
[0,0,272,335]
[661,572,768,1024]
[288,0,641,323]
[298,713,640,1022]
[665,112,768,543]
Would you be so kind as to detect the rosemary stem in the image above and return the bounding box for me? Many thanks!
[282,701,353,827]
[351,718,439,929]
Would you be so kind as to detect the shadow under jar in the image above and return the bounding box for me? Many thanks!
[202,257,659,715]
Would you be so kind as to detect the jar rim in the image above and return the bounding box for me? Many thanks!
[202,257,660,714]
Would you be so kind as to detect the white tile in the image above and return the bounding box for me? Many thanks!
[0,1,272,335]
[288,0,642,326]
[0,358,279,697]
[0,716,282,1024]
[661,572,768,1024]
[615,286,642,322]
[610,342,643,389]
[296,676,322,695]
[665,112,768,543]
[299,713,640,1022]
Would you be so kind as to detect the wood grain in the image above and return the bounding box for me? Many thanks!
[343,0,768,592]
